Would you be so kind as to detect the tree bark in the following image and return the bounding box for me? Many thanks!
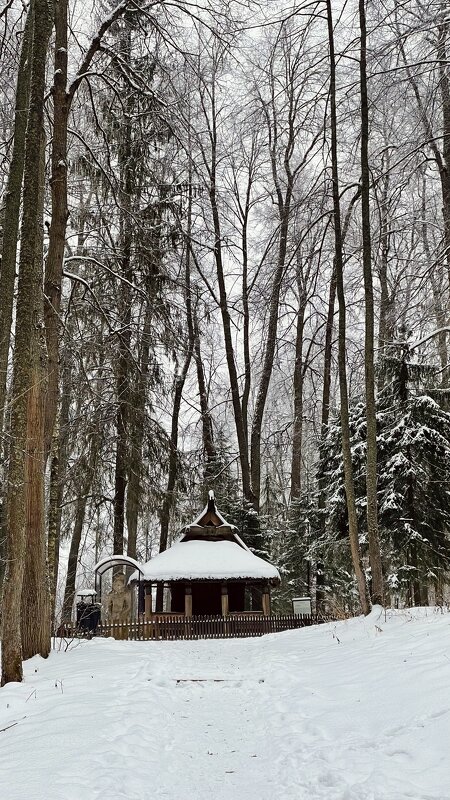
[199,66,254,506]
[192,304,216,483]
[326,0,371,615]
[397,12,450,298]
[250,204,291,509]
[359,0,384,604]
[155,350,192,612]
[43,0,68,461]
[290,257,307,501]
[47,357,71,622]
[61,433,99,621]
[0,13,33,602]
[377,166,396,391]
[316,190,360,609]
[156,194,195,612]
[437,14,450,291]
[113,26,133,560]
[20,129,51,661]
[0,11,32,436]
[209,182,254,505]
[420,174,448,381]
[238,152,255,441]
[315,266,336,610]
[126,297,152,562]
[1,0,54,685]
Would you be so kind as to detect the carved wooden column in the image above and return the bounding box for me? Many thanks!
[262,584,271,616]
[221,584,229,617]
[185,583,192,617]
[144,583,152,619]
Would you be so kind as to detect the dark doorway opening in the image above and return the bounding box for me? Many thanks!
[192,582,221,615]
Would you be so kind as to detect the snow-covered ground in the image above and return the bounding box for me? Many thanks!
[1,606,449,800]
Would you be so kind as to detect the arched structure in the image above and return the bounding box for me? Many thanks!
[94,555,144,618]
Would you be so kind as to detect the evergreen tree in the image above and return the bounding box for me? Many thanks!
[320,346,450,606]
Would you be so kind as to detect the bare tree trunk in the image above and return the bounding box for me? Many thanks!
[125,441,139,562]
[18,344,48,660]
[20,130,51,661]
[1,0,53,685]
[359,0,384,605]
[316,191,361,608]
[377,165,396,391]
[47,358,71,622]
[156,197,195,612]
[397,12,450,298]
[249,31,318,510]
[126,297,152,561]
[21,358,49,659]
[238,150,256,440]
[126,393,144,564]
[0,11,32,434]
[47,430,61,623]
[155,349,192,612]
[61,433,99,621]
[192,305,216,483]
[44,0,68,460]
[315,266,336,609]
[437,13,450,290]
[113,327,130,558]
[61,494,88,623]
[0,14,33,597]
[326,0,370,615]
[209,184,254,505]
[290,258,307,501]
[250,204,291,509]
[200,67,254,506]
[421,175,448,381]
[113,27,133,559]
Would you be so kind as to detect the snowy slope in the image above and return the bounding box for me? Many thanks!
[1,607,449,800]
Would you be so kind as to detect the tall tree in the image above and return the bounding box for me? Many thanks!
[44,0,134,462]
[43,0,68,460]
[156,187,196,611]
[0,13,33,596]
[359,0,383,604]
[251,22,322,509]
[192,38,255,507]
[1,0,54,685]
[0,12,32,437]
[20,131,51,661]
[112,23,134,560]
[326,0,370,615]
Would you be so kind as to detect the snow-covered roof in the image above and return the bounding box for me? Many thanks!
[130,539,280,584]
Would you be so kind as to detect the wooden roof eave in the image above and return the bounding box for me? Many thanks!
[136,575,280,587]
[181,523,237,537]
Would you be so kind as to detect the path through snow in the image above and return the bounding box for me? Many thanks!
[1,607,449,799]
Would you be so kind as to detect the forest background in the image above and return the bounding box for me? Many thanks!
[1,0,450,684]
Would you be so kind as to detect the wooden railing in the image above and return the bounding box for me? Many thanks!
[59,613,330,641]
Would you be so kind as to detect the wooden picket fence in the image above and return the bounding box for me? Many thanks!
[59,613,330,641]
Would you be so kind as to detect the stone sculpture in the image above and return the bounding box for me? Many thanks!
[107,573,132,622]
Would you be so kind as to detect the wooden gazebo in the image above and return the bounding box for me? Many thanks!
[130,492,280,618]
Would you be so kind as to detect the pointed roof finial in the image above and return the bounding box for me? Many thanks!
[207,489,215,513]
